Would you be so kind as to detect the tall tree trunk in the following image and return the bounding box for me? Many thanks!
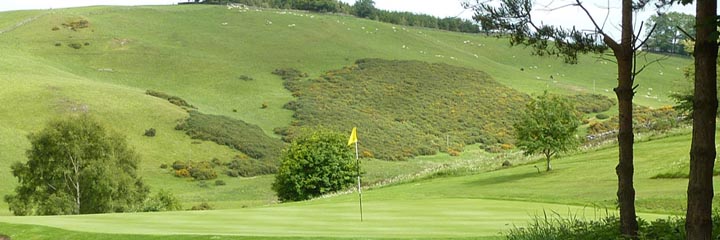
[614,0,638,237]
[686,1,718,238]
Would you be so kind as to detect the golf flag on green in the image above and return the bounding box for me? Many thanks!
[348,127,358,146]
[348,127,363,222]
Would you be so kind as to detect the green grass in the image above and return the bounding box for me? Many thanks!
[0,4,701,238]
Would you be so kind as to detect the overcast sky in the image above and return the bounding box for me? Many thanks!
[0,0,696,39]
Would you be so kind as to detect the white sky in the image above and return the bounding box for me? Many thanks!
[0,0,696,39]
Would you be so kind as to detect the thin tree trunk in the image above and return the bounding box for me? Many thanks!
[613,0,638,237]
[686,0,718,238]
[546,154,552,171]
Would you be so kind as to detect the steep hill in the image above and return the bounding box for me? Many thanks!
[0,4,692,214]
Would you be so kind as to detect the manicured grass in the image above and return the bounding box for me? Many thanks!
[0,198,664,239]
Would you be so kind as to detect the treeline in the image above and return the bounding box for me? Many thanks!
[199,0,480,33]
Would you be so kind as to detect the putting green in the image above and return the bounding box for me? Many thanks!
[0,198,666,238]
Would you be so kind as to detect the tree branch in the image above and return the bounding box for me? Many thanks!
[575,0,619,50]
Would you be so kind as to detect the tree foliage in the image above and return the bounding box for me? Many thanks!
[514,92,581,171]
[644,12,695,55]
[219,0,480,33]
[272,129,356,202]
[4,116,149,215]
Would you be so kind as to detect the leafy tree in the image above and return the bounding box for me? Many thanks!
[272,129,356,201]
[4,115,148,215]
[466,0,663,236]
[514,92,581,171]
[644,12,695,55]
[352,0,376,18]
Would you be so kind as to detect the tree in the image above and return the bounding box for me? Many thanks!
[272,129,357,201]
[4,115,148,215]
[352,0,376,18]
[644,12,695,55]
[685,0,718,237]
[514,92,581,171]
[466,0,659,237]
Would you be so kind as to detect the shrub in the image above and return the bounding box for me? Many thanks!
[146,90,196,109]
[502,160,512,167]
[569,94,616,113]
[62,19,90,30]
[361,150,374,158]
[595,113,609,119]
[68,43,82,49]
[189,162,217,180]
[190,202,213,211]
[51,26,60,31]
[159,163,168,169]
[175,111,283,163]
[484,144,504,153]
[172,161,187,170]
[215,180,226,186]
[225,157,277,177]
[142,190,182,212]
[238,75,254,81]
[272,129,356,201]
[261,103,268,109]
[174,169,190,178]
[84,42,90,46]
[144,128,156,137]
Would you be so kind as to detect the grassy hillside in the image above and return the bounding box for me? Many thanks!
[0,4,692,217]
[0,130,708,239]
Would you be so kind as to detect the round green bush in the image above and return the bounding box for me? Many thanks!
[272,129,356,202]
[596,113,610,120]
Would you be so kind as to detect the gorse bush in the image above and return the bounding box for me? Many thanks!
[225,156,277,177]
[146,90,196,109]
[278,59,530,160]
[587,105,684,137]
[569,94,616,113]
[176,111,283,163]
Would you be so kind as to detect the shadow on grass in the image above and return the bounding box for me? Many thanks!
[465,169,543,186]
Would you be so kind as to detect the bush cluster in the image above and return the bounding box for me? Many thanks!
[225,156,277,177]
[146,90,196,109]
[62,19,90,31]
[175,111,283,164]
[142,190,182,212]
[277,59,530,160]
[190,202,213,211]
[171,160,217,180]
[568,94,616,113]
[587,105,684,139]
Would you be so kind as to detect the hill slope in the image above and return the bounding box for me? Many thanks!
[0,4,692,214]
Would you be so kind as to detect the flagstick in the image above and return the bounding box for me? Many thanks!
[355,140,363,222]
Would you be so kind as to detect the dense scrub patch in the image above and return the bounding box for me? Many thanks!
[277,59,530,160]
[175,111,283,167]
[586,105,685,141]
[146,90,196,109]
[568,94,616,113]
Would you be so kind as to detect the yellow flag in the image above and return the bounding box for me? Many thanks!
[348,127,358,146]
